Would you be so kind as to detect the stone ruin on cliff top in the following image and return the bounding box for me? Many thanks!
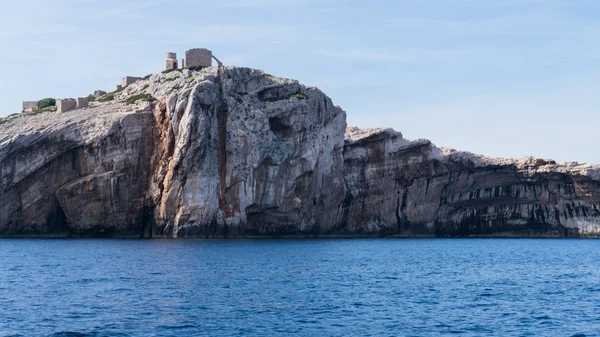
[164,48,222,71]
[22,47,219,114]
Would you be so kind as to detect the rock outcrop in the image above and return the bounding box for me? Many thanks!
[142,67,346,237]
[342,126,600,237]
[1,66,600,237]
[0,103,154,236]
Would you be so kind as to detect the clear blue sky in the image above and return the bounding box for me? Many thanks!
[2,0,600,163]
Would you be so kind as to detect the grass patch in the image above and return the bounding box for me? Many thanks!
[260,91,309,102]
[98,92,115,102]
[98,86,125,103]
[291,92,309,100]
[125,93,156,105]
[264,73,274,78]
[162,68,182,74]
[142,74,152,80]
[29,106,57,115]
[0,113,20,125]
[38,98,56,109]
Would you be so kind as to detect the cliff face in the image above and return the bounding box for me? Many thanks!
[1,66,600,237]
[342,127,600,237]
[140,67,346,237]
[0,67,346,237]
[0,103,154,236]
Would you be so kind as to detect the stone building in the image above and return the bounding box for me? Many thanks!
[76,97,88,109]
[22,101,38,113]
[165,52,178,71]
[183,48,212,68]
[122,76,141,87]
[57,99,77,113]
[57,97,88,113]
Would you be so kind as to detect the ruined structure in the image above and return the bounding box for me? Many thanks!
[165,52,178,71]
[122,76,141,87]
[56,98,76,113]
[56,97,88,113]
[183,48,212,68]
[76,97,88,109]
[22,101,38,113]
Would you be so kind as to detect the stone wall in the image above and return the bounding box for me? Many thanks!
[57,98,76,113]
[22,101,38,112]
[184,48,212,68]
[122,76,142,87]
[76,97,88,109]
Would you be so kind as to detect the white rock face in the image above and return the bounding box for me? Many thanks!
[0,103,154,236]
[143,67,347,237]
[2,67,600,237]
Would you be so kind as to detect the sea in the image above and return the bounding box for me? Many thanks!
[0,238,598,336]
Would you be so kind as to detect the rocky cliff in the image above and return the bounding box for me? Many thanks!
[1,66,599,237]
[342,127,600,237]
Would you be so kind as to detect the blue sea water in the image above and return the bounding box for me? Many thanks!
[0,239,599,337]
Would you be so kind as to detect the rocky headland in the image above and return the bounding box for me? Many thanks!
[1,66,599,237]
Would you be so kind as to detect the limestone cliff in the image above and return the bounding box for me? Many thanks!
[1,66,599,237]
[342,126,600,237]
[0,67,346,237]
[0,103,154,236]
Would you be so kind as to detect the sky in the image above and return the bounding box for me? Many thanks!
[2,0,600,163]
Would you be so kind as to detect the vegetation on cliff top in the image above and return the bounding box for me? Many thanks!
[125,93,156,105]
[37,98,56,109]
[98,86,125,103]
[0,113,20,125]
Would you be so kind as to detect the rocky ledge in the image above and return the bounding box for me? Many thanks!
[1,67,599,237]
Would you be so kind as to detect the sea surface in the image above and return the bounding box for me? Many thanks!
[1,239,599,336]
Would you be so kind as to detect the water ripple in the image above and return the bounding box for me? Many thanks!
[0,238,599,336]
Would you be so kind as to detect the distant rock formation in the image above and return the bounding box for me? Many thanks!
[1,66,599,237]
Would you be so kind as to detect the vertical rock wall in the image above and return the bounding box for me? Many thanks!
[150,68,347,237]
[0,104,154,236]
[2,66,600,237]
[341,127,600,237]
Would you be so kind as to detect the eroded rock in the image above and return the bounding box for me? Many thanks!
[1,67,600,237]
[341,127,600,237]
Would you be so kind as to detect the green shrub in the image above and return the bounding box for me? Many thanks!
[98,92,115,102]
[125,93,156,105]
[260,91,309,102]
[291,92,309,100]
[142,74,152,80]
[38,98,56,109]
[87,94,96,102]
[29,106,57,115]
[0,113,20,125]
